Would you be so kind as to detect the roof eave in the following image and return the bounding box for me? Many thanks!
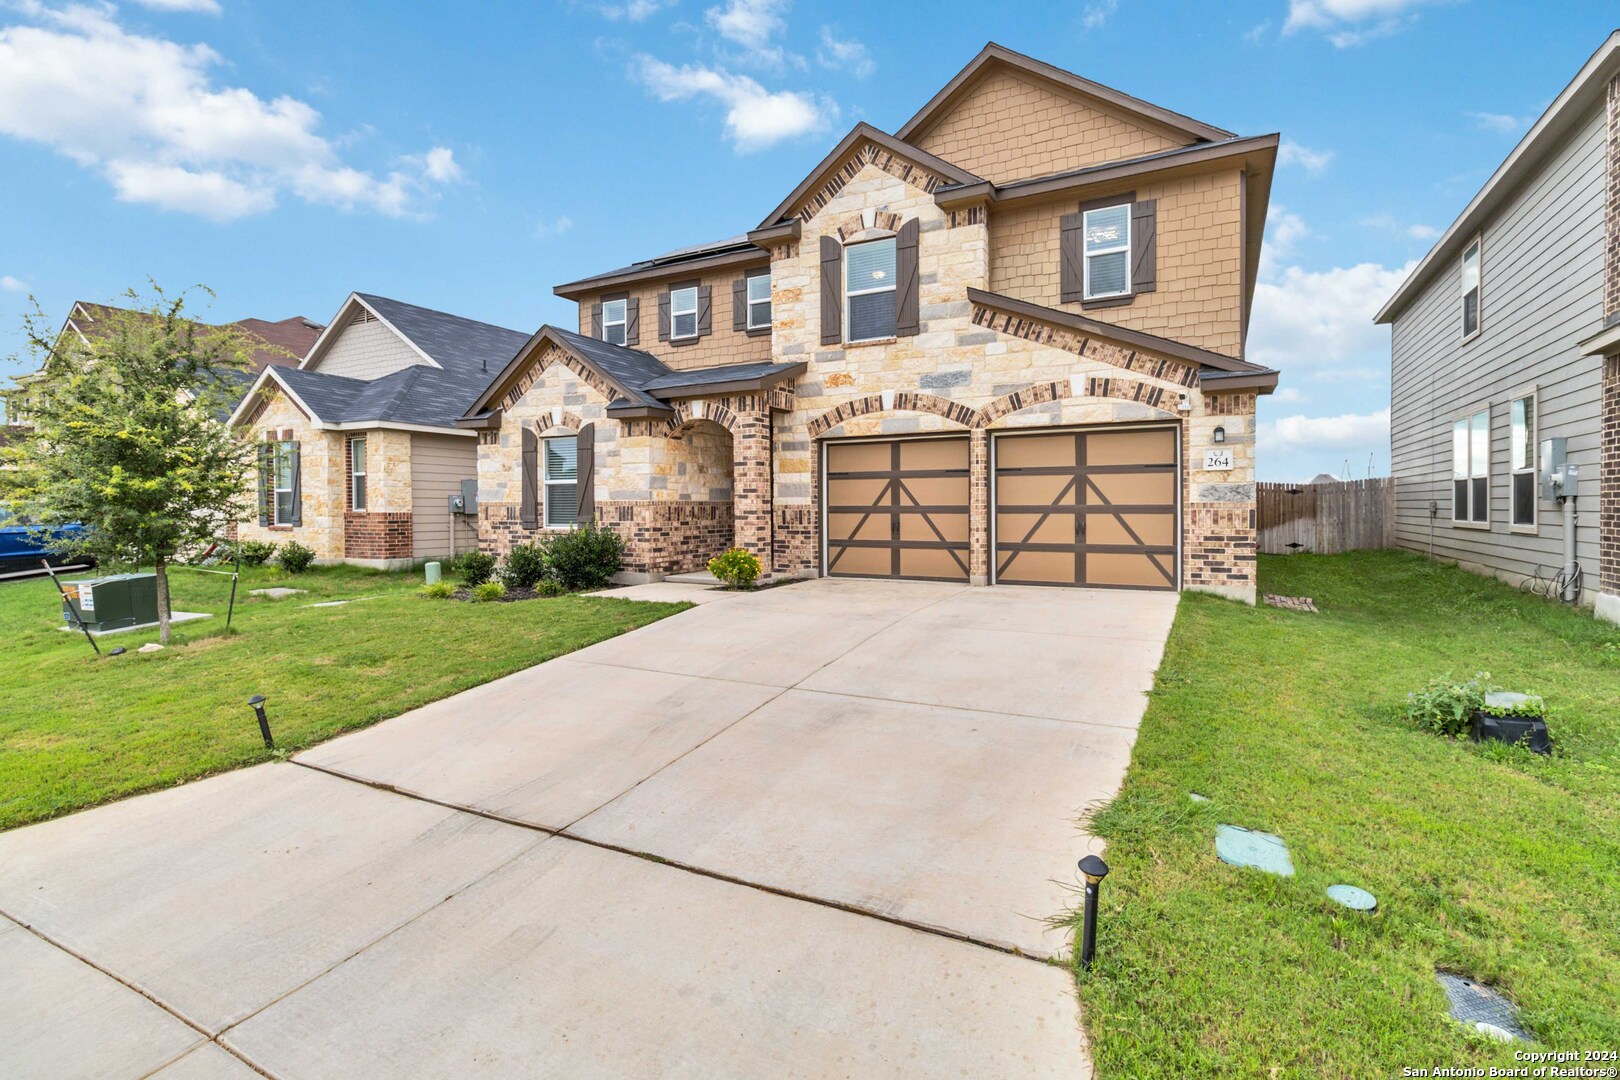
[1376,30,1620,325]
[553,245,769,299]
[648,362,808,401]
[605,402,675,419]
[1199,368,1279,395]
[894,42,1236,147]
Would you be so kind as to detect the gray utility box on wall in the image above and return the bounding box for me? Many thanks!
[450,478,478,516]
[61,573,159,632]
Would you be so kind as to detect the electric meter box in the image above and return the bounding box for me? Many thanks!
[60,573,159,632]
[1539,437,1568,499]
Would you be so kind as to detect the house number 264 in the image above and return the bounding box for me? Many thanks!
[1203,448,1234,471]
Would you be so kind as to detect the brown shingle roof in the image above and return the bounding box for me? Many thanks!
[66,302,324,372]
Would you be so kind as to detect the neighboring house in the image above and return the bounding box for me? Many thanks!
[462,42,1279,598]
[230,293,529,569]
[4,301,322,425]
[1377,31,1620,623]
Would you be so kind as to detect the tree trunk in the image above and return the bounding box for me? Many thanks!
[155,556,171,645]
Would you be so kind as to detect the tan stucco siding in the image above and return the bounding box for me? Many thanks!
[987,168,1246,355]
[235,389,346,560]
[912,69,1188,184]
[574,264,772,372]
[310,316,427,380]
[409,432,479,558]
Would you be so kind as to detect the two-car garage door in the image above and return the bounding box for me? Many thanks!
[822,426,1178,589]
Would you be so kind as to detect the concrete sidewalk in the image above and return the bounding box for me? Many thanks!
[1,578,1176,1078]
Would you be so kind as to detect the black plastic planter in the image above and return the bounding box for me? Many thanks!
[1470,692,1550,754]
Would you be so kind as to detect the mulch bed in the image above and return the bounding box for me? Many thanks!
[450,585,555,603]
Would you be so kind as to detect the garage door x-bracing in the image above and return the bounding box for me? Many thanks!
[824,438,971,582]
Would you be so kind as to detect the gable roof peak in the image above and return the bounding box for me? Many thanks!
[895,41,1235,147]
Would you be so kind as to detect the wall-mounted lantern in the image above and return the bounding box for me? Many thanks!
[1213,426,1227,444]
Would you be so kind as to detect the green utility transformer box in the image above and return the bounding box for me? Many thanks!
[61,573,159,632]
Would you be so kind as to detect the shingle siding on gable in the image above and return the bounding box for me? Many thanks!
[314,317,426,380]
[1389,103,1607,588]
[911,68,1187,185]
[573,267,773,372]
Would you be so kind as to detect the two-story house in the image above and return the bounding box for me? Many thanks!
[462,43,1281,600]
[1377,31,1620,624]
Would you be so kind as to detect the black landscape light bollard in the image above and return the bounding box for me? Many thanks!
[248,694,273,748]
[1077,854,1110,970]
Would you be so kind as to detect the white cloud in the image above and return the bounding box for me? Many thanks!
[1469,110,1529,134]
[816,27,873,78]
[1283,0,1441,46]
[1248,259,1415,370]
[1278,139,1333,174]
[1264,206,1311,260]
[129,0,221,11]
[1272,386,1308,405]
[534,214,573,238]
[1361,211,1440,243]
[0,3,461,221]
[1,274,27,292]
[1259,407,1391,453]
[596,0,672,20]
[704,0,799,68]
[633,55,833,151]
[1407,223,1439,240]
[1244,20,1272,42]
[1082,0,1118,29]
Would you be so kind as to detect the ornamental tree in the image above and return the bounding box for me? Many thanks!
[1,285,265,644]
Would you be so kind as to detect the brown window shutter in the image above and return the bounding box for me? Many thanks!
[625,297,640,345]
[1130,200,1157,294]
[287,441,302,526]
[1060,212,1084,304]
[732,277,747,331]
[895,218,920,336]
[657,292,670,342]
[520,427,538,530]
[590,303,603,339]
[575,423,595,525]
[256,445,270,527]
[696,285,712,336]
[820,234,842,344]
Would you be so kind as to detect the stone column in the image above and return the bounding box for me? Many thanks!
[732,407,774,561]
[969,427,989,585]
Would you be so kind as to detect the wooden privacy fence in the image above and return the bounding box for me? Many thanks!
[1257,478,1396,555]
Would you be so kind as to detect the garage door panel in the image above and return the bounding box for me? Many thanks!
[1087,512,1176,547]
[824,437,970,583]
[993,427,1177,591]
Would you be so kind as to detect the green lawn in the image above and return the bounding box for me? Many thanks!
[0,564,686,831]
[1073,551,1620,1076]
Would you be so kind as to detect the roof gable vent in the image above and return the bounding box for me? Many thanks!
[350,308,378,326]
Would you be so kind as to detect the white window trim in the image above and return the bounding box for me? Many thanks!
[602,298,627,346]
[746,272,771,330]
[1082,203,1132,301]
[349,436,367,513]
[272,441,295,526]
[1460,235,1482,343]
[541,435,577,530]
[844,237,897,344]
[1450,406,1491,530]
[670,287,698,341]
[1508,386,1538,535]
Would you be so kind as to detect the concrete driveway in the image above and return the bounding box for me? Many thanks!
[0,577,1176,1079]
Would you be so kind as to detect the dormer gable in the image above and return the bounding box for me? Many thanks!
[300,294,442,381]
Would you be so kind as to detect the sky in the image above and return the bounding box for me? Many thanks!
[0,0,1614,481]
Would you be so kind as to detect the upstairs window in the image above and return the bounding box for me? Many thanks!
[602,298,627,346]
[746,272,772,330]
[543,436,578,529]
[1461,238,1481,339]
[1510,392,1536,529]
[350,437,367,512]
[845,238,896,342]
[1451,408,1489,526]
[670,287,698,340]
[1083,203,1131,300]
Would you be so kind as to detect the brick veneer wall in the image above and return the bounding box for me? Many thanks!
[344,511,413,560]
[479,500,732,576]
[1602,355,1619,596]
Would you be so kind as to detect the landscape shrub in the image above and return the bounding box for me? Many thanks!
[419,581,455,600]
[708,547,762,590]
[238,540,277,566]
[500,543,547,590]
[1404,672,1495,737]
[470,580,506,603]
[277,540,315,574]
[546,524,625,591]
[452,550,497,587]
[537,578,566,597]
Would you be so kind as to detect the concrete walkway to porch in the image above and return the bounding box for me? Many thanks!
[0,577,1177,1079]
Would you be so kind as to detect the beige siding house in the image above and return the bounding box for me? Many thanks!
[1378,32,1620,623]
[464,43,1281,599]
[232,293,527,569]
